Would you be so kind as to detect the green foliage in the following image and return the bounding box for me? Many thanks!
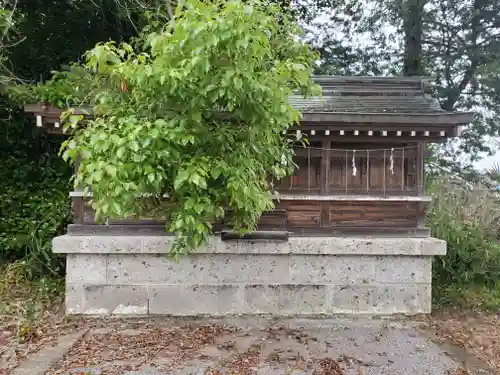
[0,0,140,282]
[57,0,319,258]
[10,66,97,108]
[433,283,500,312]
[426,178,500,307]
[5,0,138,82]
[0,4,24,89]
[0,103,72,277]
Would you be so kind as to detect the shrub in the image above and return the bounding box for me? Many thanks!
[0,102,72,278]
[56,0,319,258]
[426,178,500,307]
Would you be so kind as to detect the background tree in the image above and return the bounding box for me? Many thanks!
[319,0,500,170]
[0,0,140,271]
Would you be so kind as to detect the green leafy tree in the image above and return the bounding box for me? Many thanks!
[60,0,319,258]
[0,0,24,88]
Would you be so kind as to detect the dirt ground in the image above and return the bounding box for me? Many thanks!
[1,310,499,375]
[420,312,500,374]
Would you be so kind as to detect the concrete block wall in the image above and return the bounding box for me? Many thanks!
[53,235,446,316]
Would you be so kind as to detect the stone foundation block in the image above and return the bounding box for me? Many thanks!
[149,285,241,315]
[54,235,446,256]
[56,235,445,316]
[106,254,289,284]
[329,284,431,314]
[67,284,148,315]
[66,254,107,284]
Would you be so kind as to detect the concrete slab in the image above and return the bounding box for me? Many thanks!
[12,329,89,375]
[60,318,492,375]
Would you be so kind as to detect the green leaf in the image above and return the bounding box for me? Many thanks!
[117,147,126,159]
[234,76,242,89]
[174,170,190,191]
[190,173,207,189]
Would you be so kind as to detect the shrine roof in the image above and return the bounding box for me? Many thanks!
[290,76,473,125]
[25,75,474,134]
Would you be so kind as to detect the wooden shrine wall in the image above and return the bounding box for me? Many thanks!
[72,197,423,234]
[277,200,418,229]
[275,142,421,195]
[70,140,426,234]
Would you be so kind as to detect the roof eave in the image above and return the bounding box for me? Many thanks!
[311,75,437,83]
[300,111,474,125]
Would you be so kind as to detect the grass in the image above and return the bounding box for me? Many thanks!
[433,283,500,312]
[0,260,64,342]
[427,178,500,312]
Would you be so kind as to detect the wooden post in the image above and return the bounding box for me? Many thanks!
[320,140,330,194]
[74,153,83,192]
[416,201,427,231]
[71,196,85,225]
[320,140,331,227]
[71,153,86,224]
[416,142,424,195]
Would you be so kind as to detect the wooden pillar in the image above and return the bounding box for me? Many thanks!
[320,140,330,227]
[71,196,85,224]
[74,153,83,192]
[320,139,330,194]
[71,153,86,224]
[416,201,427,232]
[416,142,425,195]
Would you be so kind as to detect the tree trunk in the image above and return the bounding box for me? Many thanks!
[402,0,426,76]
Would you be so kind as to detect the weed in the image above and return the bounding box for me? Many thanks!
[427,178,500,309]
[0,260,63,342]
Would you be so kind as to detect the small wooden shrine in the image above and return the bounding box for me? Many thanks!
[25,76,473,238]
[26,75,475,317]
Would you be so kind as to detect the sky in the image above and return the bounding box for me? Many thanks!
[475,152,500,171]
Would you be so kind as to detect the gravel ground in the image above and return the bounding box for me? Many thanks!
[421,312,500,374]
[1,313,498,375]
[46,317,494,375]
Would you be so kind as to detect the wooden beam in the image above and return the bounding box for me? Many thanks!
[416,201,427,230]
[305,135,448,143]
[221,231,288,241]
[301,112,473,125]
[66,223,431,237]
[320,139,330,194]
[416,143,424,195]
[275,194,431,202]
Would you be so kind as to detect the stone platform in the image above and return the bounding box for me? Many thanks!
[53,235,446,316]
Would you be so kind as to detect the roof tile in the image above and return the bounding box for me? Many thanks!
[293,76,443,114]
